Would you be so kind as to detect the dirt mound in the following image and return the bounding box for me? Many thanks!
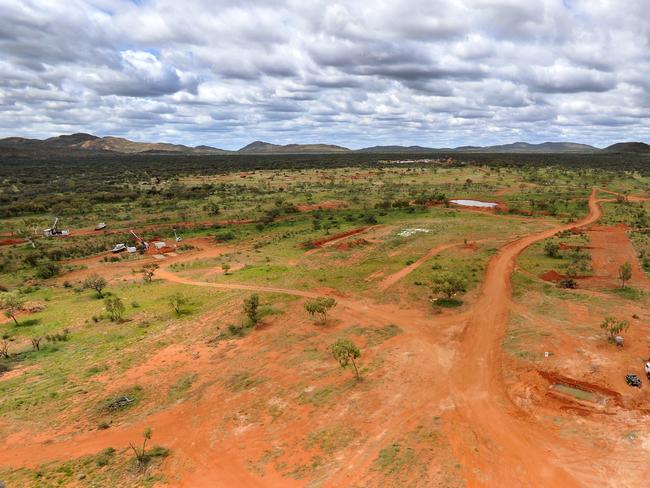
[309,227,369,248]
[336,238,369,251]
[558,243,593,250]
[540,270,564,282]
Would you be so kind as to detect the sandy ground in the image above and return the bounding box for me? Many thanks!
[2,189,650,486]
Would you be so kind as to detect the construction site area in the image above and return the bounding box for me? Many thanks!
[1,162,650,487]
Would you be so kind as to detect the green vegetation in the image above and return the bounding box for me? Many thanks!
[140,263,159,283]
[128,428,169,473]
[0,154,648,487]
[618,262,632,288]
[1,291,24,325]
[243,294,260,325]
[104,295,125,322]
[168,292,189,316]
[331,338,361,381]
[600,316,629,343]
[431,271,467,300]
[83,273,108,298]
[304,297,337,323]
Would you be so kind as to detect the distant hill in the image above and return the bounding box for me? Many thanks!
[357,145,436,152]
[2,133,647,158]
[77,136,227,154]
[357,141,598,153]
[238,140,350,154]
[455,142,599,153]
[603,142,650,153]
[0,133,227,156]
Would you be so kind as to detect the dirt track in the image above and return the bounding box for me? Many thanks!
[2,189,643,486]
[445,189,602,486]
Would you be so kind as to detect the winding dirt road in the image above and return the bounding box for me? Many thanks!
[446,190,602,486]
[1,189,613,486]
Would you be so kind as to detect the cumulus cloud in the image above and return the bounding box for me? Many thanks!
[0,0,648,148]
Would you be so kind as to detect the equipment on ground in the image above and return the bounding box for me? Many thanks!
[174,229,182,242]
[614,335,624,348]
[625,374,641,388]
[111,243,126,253]
[95,223,107,231]
[43,217,69,237]
[130,230,149,251]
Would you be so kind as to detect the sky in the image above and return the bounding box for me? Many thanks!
[0,0,649,150]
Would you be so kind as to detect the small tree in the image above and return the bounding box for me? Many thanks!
[129,427,152,471]
[104,296,125,322]
[0,292,25,326]
[600,316,629,343]
[0,339,9,359]
[222,263,231,275]
[304,297,337,323]
[431,272,467,300]
[331,338,361,381]
[31,337,42,351]
[83,273,107,298]
[205,199,221,215]
[168,293,188,316]
[140,263,159,284]
[544,241,561,258]
[618,262,632,288]
[243,294,260,326]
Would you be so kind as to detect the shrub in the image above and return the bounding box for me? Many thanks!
[331,338,361,381]
[243,294,260,325]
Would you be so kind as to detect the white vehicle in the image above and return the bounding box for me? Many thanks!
[111,243,127,253]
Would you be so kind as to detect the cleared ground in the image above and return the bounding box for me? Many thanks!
[1,165,649,487]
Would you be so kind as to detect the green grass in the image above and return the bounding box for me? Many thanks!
[552,384,598,403]
[167,373,197,402]
[0,281,239,424]
[225,372,266,392]
[307,425,359,454]
[345,324,403,347]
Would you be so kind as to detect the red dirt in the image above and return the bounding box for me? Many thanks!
[378,242,461,290]
[581,224,650,289]
[5,189,650,486]
[295,200,346,212]
[335,238,369,251]
[306,227,370,249]
[0,238,25,246]
[540,269,565,282]
[559,242,593,250]
[446,189,603,486]
[537,370,624,407]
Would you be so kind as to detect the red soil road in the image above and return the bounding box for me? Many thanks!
[0,189,623,486]
[378,242,461,290]
[447,189,602,486]
[598,188,650,203]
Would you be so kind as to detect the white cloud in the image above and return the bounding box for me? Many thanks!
[0,0,648,149]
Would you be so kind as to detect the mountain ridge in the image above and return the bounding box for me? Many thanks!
[1,133,648,156]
